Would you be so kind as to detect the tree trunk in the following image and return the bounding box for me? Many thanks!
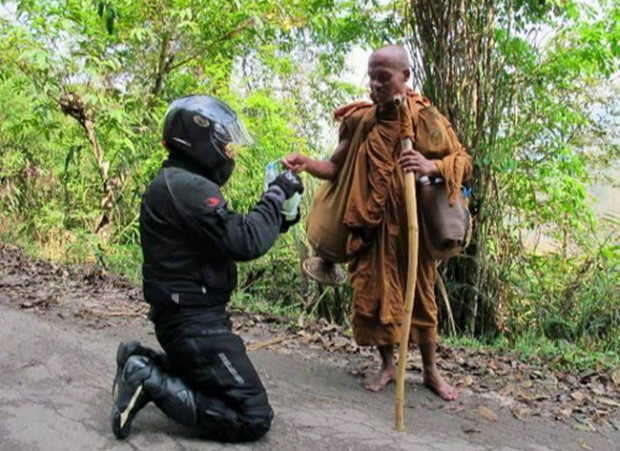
[407,0,512,336]
[82,117,114,234]
[59,92,115,235]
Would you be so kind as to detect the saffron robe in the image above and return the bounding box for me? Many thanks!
[336,91,472,346]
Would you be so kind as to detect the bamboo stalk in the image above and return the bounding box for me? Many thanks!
[395,97,420,432]
[436,268,457,336]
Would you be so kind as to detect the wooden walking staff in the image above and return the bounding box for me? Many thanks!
[394,95,419,432]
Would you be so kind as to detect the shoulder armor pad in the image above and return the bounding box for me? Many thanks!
[164,167,227,215]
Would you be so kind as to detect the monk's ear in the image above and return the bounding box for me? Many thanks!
[402,67,411,82]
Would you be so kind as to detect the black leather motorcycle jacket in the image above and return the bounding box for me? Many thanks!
[140,155,285,308]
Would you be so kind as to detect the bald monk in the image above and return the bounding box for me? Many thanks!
[284,45,471,400]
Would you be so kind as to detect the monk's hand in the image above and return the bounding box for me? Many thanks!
[398,149,438,176]
[282,152,309,173]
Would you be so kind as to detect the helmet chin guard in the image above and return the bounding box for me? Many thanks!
[163,95,252,185]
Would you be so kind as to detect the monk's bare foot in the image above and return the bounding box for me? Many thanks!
[423,366,460,401]
[362,366,395,392]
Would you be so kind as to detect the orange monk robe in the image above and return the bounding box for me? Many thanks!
[337,91,472,346]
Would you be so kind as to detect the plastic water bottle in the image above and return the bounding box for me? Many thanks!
[264,161,301,222]
[264,161,278,190]
[282,188,301,222]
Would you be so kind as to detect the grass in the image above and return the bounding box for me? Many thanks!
[444,332,620,373]
[229,290,303,322]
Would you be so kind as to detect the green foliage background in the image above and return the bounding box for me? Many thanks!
[0,0,618,368]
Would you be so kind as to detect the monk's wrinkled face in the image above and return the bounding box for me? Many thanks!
[367,52,409,105]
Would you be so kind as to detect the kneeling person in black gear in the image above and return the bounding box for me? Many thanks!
[111,94,303,443]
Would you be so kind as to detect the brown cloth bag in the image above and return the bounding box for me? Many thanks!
[417,182,470,261]
[413,104,471,260]
[306,106,376,263]
[306,181,351,263]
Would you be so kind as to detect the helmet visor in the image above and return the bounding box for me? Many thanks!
[214,116,254,146]
[212,116,254,160]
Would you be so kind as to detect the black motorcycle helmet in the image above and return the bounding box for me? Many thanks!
[162,95,253,185]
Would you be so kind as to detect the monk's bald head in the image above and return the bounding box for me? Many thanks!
[367,45,410,104]
[369,45,410,70]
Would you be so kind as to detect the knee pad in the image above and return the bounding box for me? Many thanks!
[143,365,198,426]
[237,415,272,442]
[200,416,271,443]
[199,399,273,443]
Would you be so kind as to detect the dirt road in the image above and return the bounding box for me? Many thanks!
[0,244,618,450]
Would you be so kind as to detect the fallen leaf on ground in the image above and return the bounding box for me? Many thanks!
[461,375,474,387]
[596,397,620,408]
[19,298,55,309]
[516,390,549,404]
[511,406,532,420]
[478,405,497,421]
[443,404,466,413]
[556,407,573,420]
[499,397,514,408]
[611,369,620,387]
[571,390,587,402]
[574,414,597,432]
[573,423,596,432]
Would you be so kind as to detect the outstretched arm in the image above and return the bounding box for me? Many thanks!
[282,137,350,181]
[168,181,286,262]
